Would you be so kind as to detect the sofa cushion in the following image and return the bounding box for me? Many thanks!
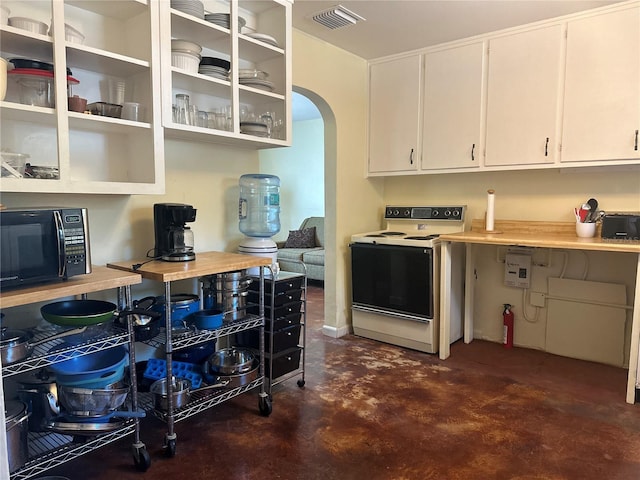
[278,247,322,263]
[299,217,324,247]
[283,226,317,248]
[302,249,324,266]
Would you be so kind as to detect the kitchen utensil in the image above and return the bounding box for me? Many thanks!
[44,410,144,436]
[49,346,128,387]
[87,101,122,118]
[576,221,596,238]
[122,102,142,121]
[149,376,230,412]
[68,95,87,112]
[186,309,224,330]
[5,400,29,473]
[113,305,162,341]
[172,340,216,364]
[57,384,129,417]
[1,326,88,365]
[41,299,117,327]
[9,16,48,34]
[148,293,200,328]
[143,358,203,388]
[203,361,259,389]
[17,368,59,432]
[586,198,598,222]
[204,347,255,376]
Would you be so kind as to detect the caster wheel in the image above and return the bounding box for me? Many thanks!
[297,379,306,388]
[259,396,272,416]
[163,437,177,458]
[133,446,151,472]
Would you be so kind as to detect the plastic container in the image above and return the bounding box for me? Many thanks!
[238,173,281,237]
[87,101,122,118]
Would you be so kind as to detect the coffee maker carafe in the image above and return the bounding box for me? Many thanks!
[154,203,197,262]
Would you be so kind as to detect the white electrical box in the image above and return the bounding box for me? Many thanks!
[504,252,531,288]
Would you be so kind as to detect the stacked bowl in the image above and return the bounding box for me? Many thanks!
[171,39,202,74]
[199,57,230,80]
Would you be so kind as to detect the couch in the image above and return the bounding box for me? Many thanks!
[277,217,324,282]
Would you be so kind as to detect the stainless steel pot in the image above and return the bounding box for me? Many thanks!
[205,347,255,376]
[5,400,30,473]
[17,368,59,432]
[204,362,259,389]
[1,326,88,365]
[149,377,230,412]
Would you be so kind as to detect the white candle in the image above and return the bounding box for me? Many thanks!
[486,189,495,231]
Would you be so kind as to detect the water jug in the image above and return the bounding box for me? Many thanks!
[238,174,281,237]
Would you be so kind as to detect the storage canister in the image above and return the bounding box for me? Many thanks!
[5,400,30,473]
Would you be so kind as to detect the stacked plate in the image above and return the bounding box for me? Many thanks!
[171,0,204,19]
[199,57,230,80]
[240,121,269,137]
[245,32,279,48]
[238,69,274,92]
[204,12,246,31]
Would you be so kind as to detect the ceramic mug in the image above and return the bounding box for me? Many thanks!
[576,222,596,238]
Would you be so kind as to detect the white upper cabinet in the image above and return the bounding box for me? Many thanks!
[0,0,164,194]
[485,24,563,167]
[368,54,422,175]
[561,5,640,163]
[422,42,485,170]
[159,0,291,148]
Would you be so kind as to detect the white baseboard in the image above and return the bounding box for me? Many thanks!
[322,324,351,338]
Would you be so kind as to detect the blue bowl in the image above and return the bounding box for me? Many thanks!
[186,309,224,330]
[50,346,128,386]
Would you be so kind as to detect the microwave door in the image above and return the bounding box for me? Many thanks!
[0,211,61,287]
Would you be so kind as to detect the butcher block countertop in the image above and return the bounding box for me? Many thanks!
[107,250,272,283]
[0,266,142,309]
[439,219,640,253]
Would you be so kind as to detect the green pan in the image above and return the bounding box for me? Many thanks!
[41,300,117,327]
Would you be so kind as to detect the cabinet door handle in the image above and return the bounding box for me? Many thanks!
[471,143,475,161]
[635,130,638,151]
[409,148,414,165]
[544,137,549,157]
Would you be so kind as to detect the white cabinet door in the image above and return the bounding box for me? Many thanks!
[422,42,484,170]
[562,6,640,163]
[485,24,563,166]
[368,55,422,174]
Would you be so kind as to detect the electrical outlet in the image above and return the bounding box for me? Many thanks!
[530,291,546,307]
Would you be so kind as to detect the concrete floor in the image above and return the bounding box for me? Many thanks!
[46,284,640,480]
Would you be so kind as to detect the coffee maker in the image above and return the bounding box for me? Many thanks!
[153,203,197,262]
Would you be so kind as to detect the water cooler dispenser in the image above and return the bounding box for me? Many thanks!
[237,174,281,276]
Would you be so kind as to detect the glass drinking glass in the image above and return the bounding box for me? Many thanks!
[175,94,190,125]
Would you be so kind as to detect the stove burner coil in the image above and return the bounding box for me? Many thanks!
[403,235,439,240]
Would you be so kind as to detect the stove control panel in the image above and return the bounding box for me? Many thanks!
[385,206,465,221]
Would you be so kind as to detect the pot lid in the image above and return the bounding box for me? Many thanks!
[8,58,74,76]
[0,327,28,346]
[5,400,27,422]
[8,68,80,84]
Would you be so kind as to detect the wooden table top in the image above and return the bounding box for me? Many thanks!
[107,250,272,283]
[0,266,142,309]
[440,220,640,254]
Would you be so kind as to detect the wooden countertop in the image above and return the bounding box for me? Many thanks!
[107,250,272,282]
[0,266,142,309]
[440,219,640,254]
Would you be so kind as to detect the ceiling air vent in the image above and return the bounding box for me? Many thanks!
[311,4,365,30]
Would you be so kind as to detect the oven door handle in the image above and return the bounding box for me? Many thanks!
[352,304,431,324]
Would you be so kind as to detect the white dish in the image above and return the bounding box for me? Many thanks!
[171,51,200,73]
[245,32,279,48]
[9,17,48,35]
[171,39,202,54]
[239,78,274,92]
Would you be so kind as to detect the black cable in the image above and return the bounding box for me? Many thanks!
[132,249,162,270]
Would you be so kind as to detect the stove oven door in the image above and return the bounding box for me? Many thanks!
[350,243,433,320]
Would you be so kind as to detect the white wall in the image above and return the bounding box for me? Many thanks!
[259,117,325,243]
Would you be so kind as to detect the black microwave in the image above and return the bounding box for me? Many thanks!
[0,207,91,290]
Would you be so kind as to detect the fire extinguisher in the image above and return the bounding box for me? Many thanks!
[503,304,514,349]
